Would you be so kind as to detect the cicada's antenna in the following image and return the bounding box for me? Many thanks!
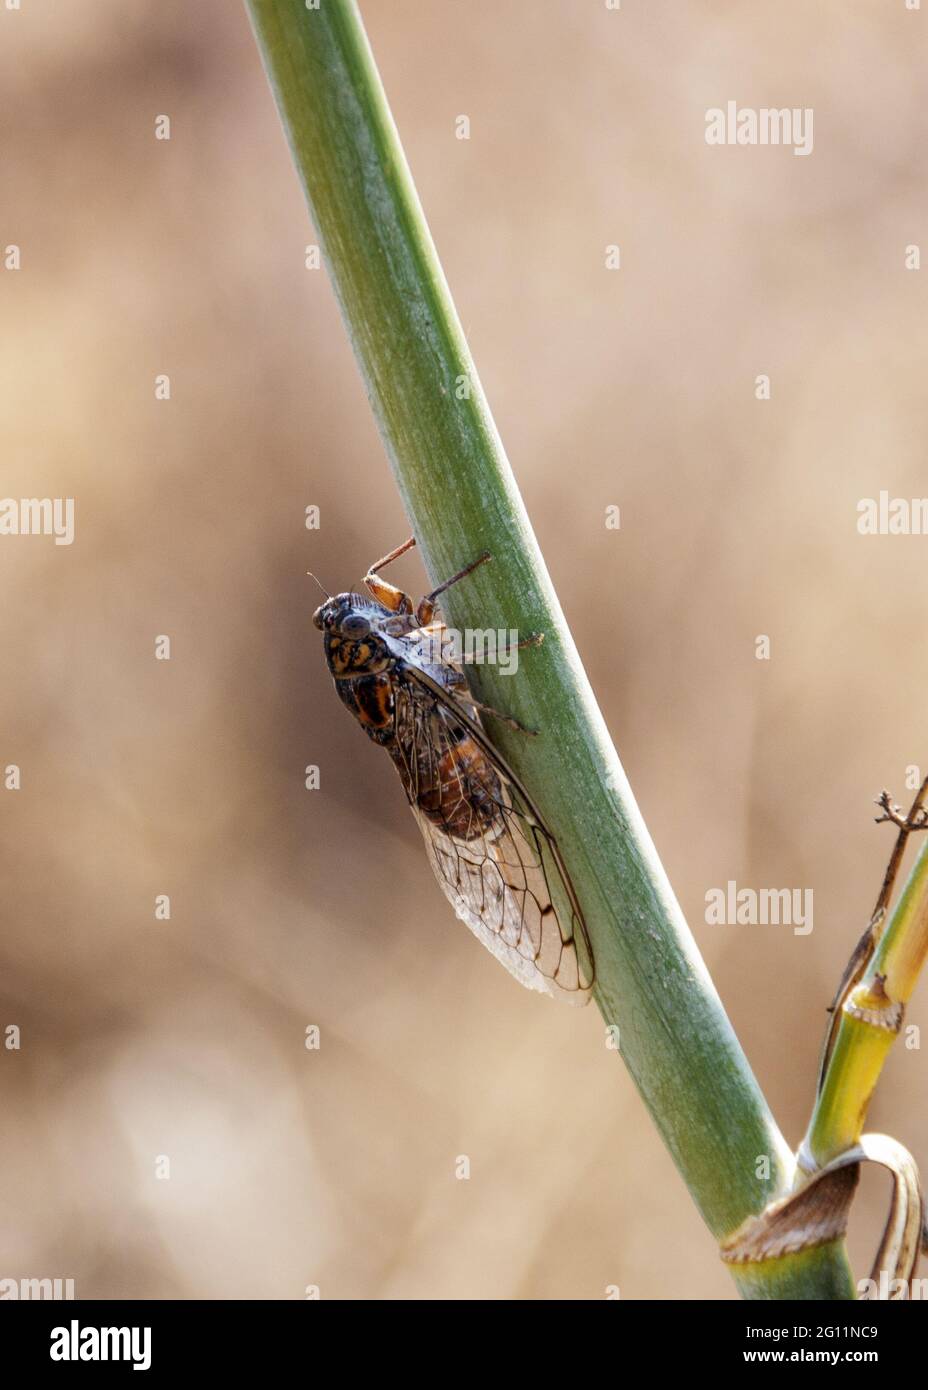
[306,571,330,599]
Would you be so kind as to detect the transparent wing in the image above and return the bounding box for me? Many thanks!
[391,673,593,1005]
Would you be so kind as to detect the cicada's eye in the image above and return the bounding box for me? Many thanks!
[341,614,371,639]
[312,605,325,630]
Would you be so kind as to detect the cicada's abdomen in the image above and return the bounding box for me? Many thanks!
[404,730,504,842]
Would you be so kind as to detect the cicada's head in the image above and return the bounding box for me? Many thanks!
[314,593,395,677]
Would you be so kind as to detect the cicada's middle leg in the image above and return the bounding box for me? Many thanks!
[415,549,491,625]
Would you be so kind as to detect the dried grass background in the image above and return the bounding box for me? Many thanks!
[1,0,926,1298]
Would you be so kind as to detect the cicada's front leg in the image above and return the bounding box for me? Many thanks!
[363,537,416,614]
[364,536,493,624]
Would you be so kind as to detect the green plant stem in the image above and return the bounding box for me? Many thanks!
[806,838,928,1167]
[245,0,854,1299]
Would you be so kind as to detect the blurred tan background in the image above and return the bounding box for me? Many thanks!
[1,0,926,1299]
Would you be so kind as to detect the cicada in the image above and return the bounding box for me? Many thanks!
[312,537,593,1004]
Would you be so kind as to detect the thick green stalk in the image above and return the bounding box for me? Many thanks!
[245,0,854,1298]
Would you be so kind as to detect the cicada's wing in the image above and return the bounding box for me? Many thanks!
[391,672,593,1005]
